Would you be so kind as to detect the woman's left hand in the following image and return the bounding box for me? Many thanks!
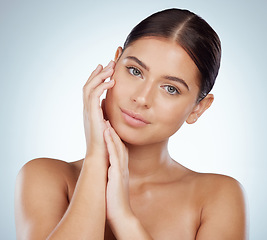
[104,121,132,225]
[103,122,154,239]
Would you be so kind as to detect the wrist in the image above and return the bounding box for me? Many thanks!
[108,210,137,234]
[109,213,152,240]
[85,146,107,160]
[84,152,109,168]
[82,156,109,178]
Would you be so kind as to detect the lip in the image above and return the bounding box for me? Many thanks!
[120,108,151,127]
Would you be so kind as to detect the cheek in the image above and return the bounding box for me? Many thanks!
[157,109,184,135]
[106,78,125,104]
[105,73,129,120]
[154,101,194,135]
[107,70,133,103]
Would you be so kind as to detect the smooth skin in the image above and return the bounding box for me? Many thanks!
[15,37,247,240]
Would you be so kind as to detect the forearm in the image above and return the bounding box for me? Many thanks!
[47,157,107,240]
[110,214,153,240]
[104,126,153,239]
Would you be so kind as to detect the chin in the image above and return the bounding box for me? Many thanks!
[104,98,182,146]
[109,120,141,145]
[110,119,168,146]
[120,133,151,146]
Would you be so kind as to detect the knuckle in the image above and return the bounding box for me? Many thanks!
[82,84,90,95]
[82,84,87,91]
[88,93,94,103]
[90,90,98,98]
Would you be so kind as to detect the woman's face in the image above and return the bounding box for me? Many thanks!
[105,37,202,145]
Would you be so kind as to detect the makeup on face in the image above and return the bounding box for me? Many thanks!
[105,38,201,145]
[120,108,151,127]
[122,54,192,97]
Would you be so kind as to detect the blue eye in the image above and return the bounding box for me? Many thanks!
[127,66,142,77]
[163,85,180,95]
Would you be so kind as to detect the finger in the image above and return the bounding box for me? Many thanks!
[105,121,123,155]
[83,60,115,93]
[83,67,114,100]
[87,60,115,87]
[90,80,115,110]
[89,80,115,128]
[106,120,111,128]
[109,126,128,168]
[86,60,113,84]
[103,60,115,71]
[104,128,119,167]
[86,64,103,84]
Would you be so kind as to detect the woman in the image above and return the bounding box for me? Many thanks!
[15,8,247,239]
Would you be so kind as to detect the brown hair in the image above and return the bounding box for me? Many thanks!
[123,8,221,102]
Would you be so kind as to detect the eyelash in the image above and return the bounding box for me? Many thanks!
[126,66,143,78]
[162,85,180,95]
[126,66,180,95]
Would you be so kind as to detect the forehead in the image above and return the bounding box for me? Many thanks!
[120,37,200,87]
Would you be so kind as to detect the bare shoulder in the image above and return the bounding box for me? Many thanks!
[169,163,247,239]
[193,172,245,196]
[16,158,66,197]
[15,157,83,211]
[190,172,247,216]
[18,157,69,176]
[171,162,245,196]
[174,165,247,209]
[17,157,81,180]
[17,157,83,189]
[191,172,248,240]
[15,158,83,239]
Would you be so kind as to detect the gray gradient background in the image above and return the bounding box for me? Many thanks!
[1,0,266,239]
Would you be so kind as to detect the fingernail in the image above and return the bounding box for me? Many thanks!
[107,120,111,127]
[104,61,112,69]
[104,66,113,72]
[107,60,113,66]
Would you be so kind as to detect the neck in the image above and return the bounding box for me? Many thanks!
[125,140,173,180]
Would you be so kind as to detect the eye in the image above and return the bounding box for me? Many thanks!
[162,85,180,95]
[126,66,142,78]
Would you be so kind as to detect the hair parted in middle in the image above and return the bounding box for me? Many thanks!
[122,8,221,102]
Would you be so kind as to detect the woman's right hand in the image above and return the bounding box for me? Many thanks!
[83,60,115,162]
[15,62,116,240]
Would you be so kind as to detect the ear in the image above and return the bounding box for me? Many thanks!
[114,46,123,62]
[186,94,214,124]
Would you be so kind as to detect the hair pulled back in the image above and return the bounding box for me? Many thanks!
[123,8,221,102]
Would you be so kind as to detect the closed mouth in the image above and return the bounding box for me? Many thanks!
[120,108,151,125]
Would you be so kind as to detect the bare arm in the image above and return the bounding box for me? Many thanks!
[196,176,248,240]
[104,123,153,240]
[15,61,116,239]
[15,157,107,240]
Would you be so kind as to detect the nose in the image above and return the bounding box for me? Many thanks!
[131,80,155,109]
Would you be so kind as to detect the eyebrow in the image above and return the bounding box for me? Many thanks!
[163,76,189,91]
[125,55,189,91]
[125,56,150,71]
